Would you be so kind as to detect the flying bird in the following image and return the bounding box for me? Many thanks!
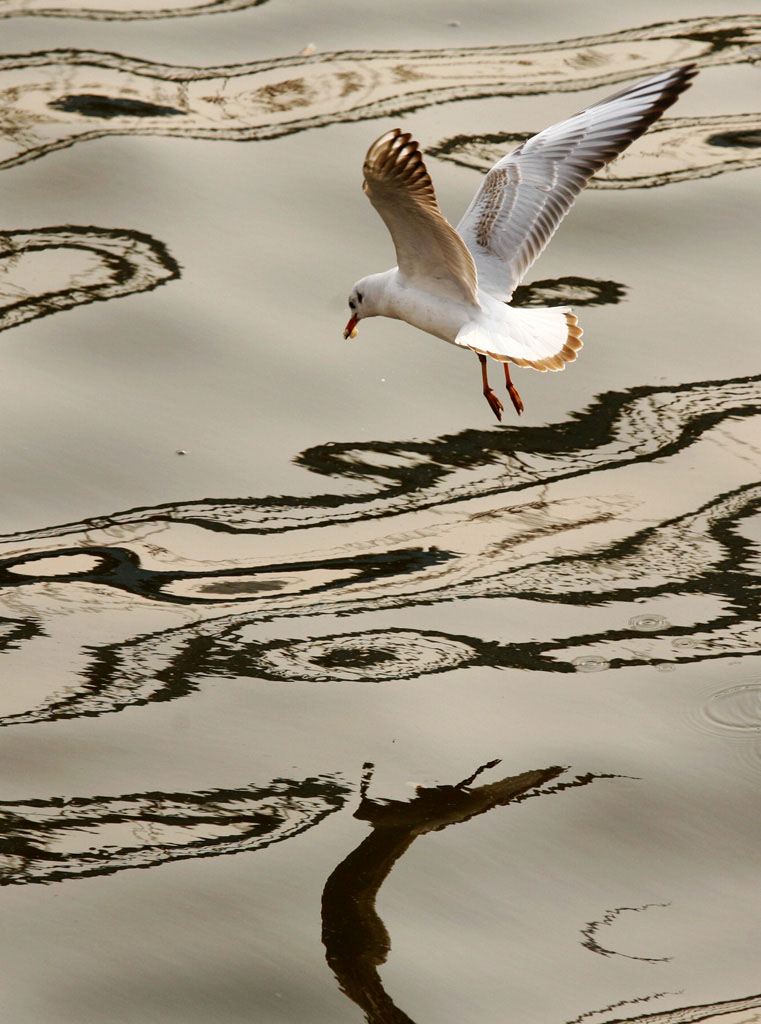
[343,64,697,420]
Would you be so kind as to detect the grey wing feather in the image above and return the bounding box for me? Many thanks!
[456,64,698,301]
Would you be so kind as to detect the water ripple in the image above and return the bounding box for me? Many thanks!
[629,614,671,632]
[0,371,760,726]
[226,629,480,683]
[701,684,761,734]
[0,16,757,170]
[0,226,180,334]
[0,775,348,886]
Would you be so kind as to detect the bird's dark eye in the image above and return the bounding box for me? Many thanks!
[349,299,356,310]
[357,292,363,304]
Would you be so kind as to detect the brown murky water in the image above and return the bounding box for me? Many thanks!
[1,2,760,1022]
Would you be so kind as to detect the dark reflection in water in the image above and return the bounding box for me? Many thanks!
[0,476,757,724]
[431,112,761,189]
[0,372,759,727]
[0,15,758,171]
[0,544,453,605]
[322,761,618,1023]
[581,903,671,963]
[0,615,43,653]
[49,95,186,119]
[0,775,348,886]
[708,127,761,149]
[3,371,758,544]
[574,993,761,1024]
[513,276,626,308]
[0,0,269,20]
[0,226,180,335]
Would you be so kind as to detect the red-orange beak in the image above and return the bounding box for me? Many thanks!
[343,313,358,340]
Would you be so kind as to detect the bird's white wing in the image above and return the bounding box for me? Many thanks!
[456,64,697,302]
[362,128,480,306]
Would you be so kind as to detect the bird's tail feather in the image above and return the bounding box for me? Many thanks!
[456,307,583,371]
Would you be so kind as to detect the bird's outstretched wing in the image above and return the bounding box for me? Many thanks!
[456,64,698,302]
[362,128,480,306]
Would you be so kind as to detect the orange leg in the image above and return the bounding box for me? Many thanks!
[504,362,524,415]
[478,353,504,421]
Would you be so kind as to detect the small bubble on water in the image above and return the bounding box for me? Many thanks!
[629,613,670,631]
[572,655,610,673]
[672,636,700,649]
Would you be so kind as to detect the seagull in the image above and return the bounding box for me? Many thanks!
[343,64,697,420]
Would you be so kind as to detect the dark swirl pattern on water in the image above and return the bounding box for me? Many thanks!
[0,370,759,726]
[0,775,348,886]
[2,371,757,544]
[205,628,482,683]
[0,16,758,171]
[0,226,180,334]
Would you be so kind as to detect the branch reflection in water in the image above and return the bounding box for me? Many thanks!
[322,761,618,1024]
[322,758,761,1024]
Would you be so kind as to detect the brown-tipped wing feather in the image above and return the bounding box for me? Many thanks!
[362,128,480,306]
[456,64,698,302]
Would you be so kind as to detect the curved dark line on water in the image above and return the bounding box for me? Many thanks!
[595,992,761,1024]
[0,545,453,605]
[0,226,181,335]
[0,0,270,21]
[581,903,672,963]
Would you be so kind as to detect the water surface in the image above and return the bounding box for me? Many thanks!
[0,2,759,1022]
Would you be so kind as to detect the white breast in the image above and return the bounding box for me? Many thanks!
[381,271,481,344]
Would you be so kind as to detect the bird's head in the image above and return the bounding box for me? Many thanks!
[343,275,384,339]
